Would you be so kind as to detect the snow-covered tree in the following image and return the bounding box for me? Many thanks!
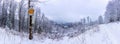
[104,0,120,23]
[86,16,92,26]
[98,15,104,24]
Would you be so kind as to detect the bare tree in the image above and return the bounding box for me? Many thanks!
[1,0,7,28]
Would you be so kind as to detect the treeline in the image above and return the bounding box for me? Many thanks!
[0,0,43,33]
[105,0,120,23]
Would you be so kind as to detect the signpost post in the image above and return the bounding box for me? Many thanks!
[28,0,34,40]
[28,0,47,40]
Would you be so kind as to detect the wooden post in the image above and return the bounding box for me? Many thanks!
[28,0,33,40]
[29,15,33,40]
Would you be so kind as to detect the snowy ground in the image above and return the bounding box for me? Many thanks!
[0,22,120,44]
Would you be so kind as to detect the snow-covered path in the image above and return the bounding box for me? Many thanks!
[0,22,120,44]
[100,22,120,44]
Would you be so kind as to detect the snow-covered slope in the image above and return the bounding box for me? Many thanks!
[0,22,120,44]
[100,22,120,44]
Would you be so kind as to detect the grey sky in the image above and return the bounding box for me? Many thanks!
[40,0,109,23]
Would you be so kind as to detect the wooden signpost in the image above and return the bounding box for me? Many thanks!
[28,0,34,40]
[28,0,46,40]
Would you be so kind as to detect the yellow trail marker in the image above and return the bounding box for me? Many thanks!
[28,8,34,15]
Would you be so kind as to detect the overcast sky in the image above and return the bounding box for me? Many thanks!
[40,0,109,23]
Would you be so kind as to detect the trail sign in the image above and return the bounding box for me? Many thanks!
[28,0,47,40]
[28,8,34,15]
